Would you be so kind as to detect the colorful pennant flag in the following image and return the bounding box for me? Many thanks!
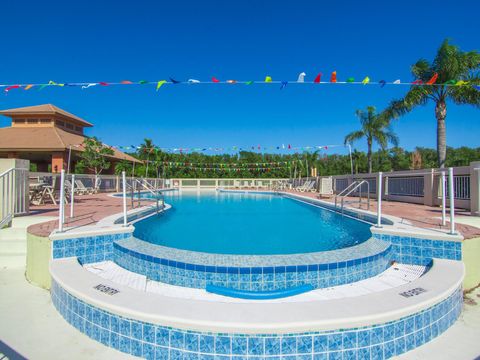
[330,71,337,83]
[4,85,20,93]
[426,73,438,85]
[156,80,167,91]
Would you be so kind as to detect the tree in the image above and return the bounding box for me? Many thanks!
[344,106,399,173]
[139,138,155,177]
[77,137,114,175]
[383,39,480,168]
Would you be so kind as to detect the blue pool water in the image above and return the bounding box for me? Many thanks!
[133,191,372,255]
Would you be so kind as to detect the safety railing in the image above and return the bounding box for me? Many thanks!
[335,180,370,214]
[0,168,29,228]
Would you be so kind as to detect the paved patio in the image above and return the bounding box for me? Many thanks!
[28,193,154,237]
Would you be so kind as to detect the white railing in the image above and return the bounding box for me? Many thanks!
[387,177,424,197]
[0,167,29,228]
[172,178,286,190]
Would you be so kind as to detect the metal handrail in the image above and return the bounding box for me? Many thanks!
[340,180,370,215]
[334,180,360,208]
[130,178,165,214]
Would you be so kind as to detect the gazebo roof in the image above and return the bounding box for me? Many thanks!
[0,104,93,127]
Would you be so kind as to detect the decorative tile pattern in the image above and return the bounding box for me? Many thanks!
[113,241,392,290]
[375,234,462,266]
[51,279,463,359]
[52,232,132,264]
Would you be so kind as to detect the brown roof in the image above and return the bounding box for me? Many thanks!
[0,126,140,163]
[0,104,93,127]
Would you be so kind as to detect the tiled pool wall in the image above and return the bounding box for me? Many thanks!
[375,233,462,266]
[113,243,393,290]
[51,279,463,360]
[51,231,132,264]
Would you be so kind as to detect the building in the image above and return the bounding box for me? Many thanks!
[0,104,140,173]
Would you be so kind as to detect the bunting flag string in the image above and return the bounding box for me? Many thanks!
[2,71,479,94]
[109,143,343,153]
[162,161,296,168]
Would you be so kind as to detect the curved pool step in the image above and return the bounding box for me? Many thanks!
[205,284,314,299]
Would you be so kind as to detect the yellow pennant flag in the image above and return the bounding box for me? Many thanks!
[362,76,370,85]
[24,84,34,90]
[156,80,167,91]
[265,76,272,82]
[48,80,64,87]
[455,80,468,86]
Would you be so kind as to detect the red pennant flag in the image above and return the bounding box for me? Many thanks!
[4,85,20,93]
[212,77,220,83]
[99,82,109,86]
[412,80,423,85]
[314,73,322,83]
[426,73,438,85]
[120,80,133,84]
[330,71,337,83]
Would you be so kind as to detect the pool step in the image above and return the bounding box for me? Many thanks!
[83,261,427,303]
[84,261,147,291]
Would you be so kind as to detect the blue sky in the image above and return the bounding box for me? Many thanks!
[1,0,479,155]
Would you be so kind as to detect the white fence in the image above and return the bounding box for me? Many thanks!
[323,161,480,214]
[170,178,286,190]
[0,168,29,228]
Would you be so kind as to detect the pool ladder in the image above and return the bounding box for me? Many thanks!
[334,180,370,215]
[128,178,166,214]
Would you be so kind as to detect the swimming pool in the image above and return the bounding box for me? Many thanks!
[133,191,372,255]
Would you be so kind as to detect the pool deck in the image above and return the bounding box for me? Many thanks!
[27,193,155,237]
[26,190,480,239]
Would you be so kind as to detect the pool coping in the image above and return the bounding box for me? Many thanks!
[114,236,391,268]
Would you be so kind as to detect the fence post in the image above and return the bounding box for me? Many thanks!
[70,174,75,218]
[423,169,435,206]
[470,161,480,216]
[376,172,383,228]
[122,171,127,227]
[58,169,65,232]
[448,167,456,234]
[441,171,446,226]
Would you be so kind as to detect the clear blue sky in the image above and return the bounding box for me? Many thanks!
[1,0,479,155]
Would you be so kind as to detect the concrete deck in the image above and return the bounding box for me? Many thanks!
[27,193,154,237]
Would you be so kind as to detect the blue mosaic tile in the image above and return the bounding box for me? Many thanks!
[51,279,462,360]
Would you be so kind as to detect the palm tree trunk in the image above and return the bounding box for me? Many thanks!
[367,139,373,173]
[435,100,447,168]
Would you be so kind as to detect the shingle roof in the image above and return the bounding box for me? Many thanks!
[0,104,93,127]
[0,126,140,162]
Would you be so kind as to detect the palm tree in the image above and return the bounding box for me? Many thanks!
[344,106,399,173]
[139,138,155,177]
[382,39,480,168]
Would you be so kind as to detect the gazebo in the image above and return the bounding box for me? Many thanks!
[0,104,140,173]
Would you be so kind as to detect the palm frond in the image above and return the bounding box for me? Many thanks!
[344,130,365,145]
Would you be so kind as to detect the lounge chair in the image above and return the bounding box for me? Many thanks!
[75,179,94,195]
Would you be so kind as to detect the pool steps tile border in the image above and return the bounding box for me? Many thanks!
[51,274,463,359]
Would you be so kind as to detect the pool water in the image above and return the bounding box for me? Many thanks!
[133,191,372,255]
